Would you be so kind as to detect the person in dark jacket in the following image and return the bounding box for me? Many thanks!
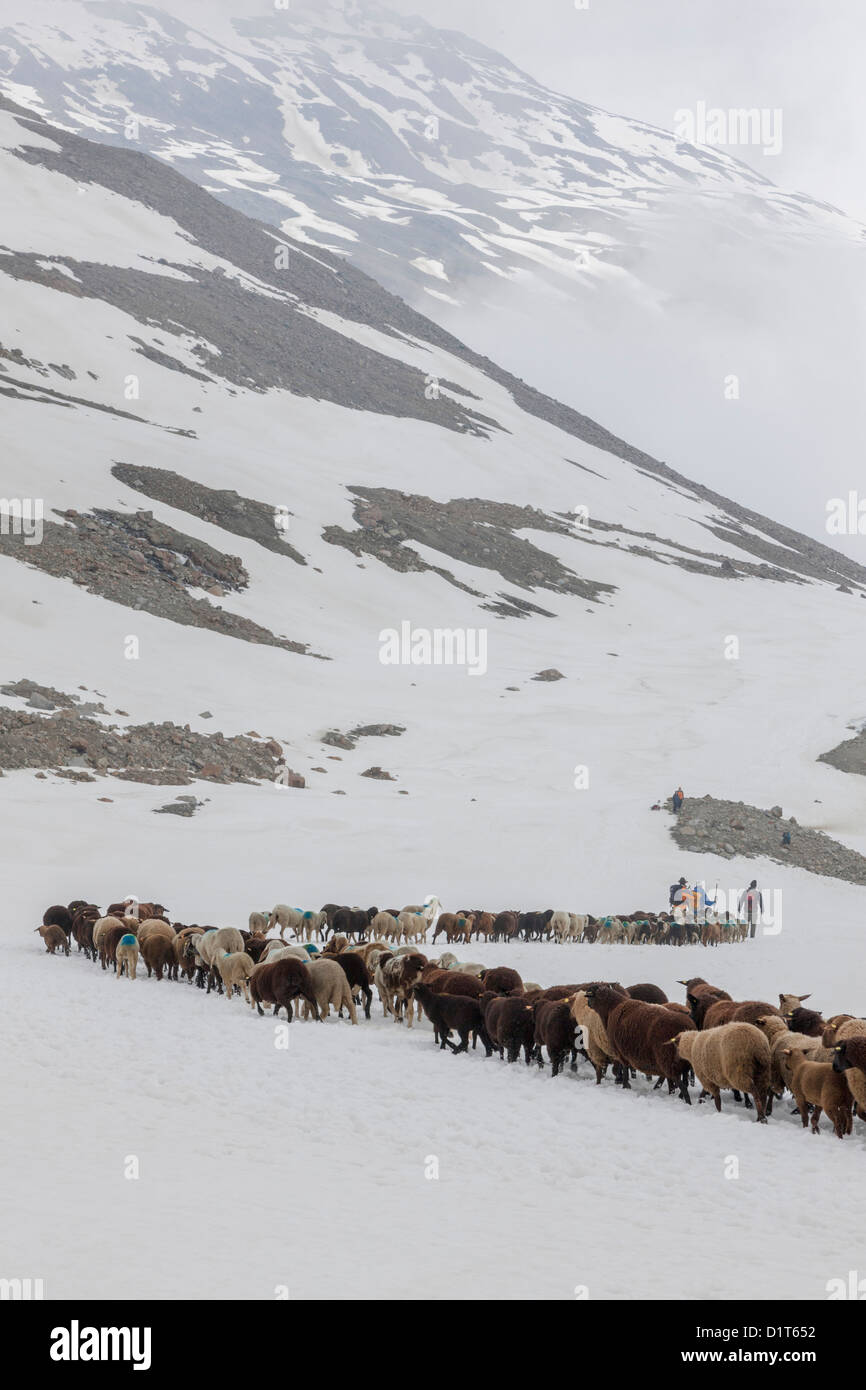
[672,786,684,813]
[669,876,687,906]
[738,880,763,938]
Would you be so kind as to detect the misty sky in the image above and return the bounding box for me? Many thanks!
[7,0,863,551]
[141,0,865,221]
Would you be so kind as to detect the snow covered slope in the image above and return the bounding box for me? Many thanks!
[1,0,858,286]
[3,1,863,547]
[2,90,866,1302]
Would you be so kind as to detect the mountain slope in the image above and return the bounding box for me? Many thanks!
[3,54,866,1304]
[3,0,864,557]
[1,0,859,300]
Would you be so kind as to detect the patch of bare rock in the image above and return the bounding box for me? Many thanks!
[671,793,866,885]
[0,684,285,785]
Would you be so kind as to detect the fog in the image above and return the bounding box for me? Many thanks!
[430,198,866,556]
[6,0,864,552]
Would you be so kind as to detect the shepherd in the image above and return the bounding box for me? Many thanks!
[738,880,763,938]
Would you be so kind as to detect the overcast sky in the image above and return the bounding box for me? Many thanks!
[147,0,866,221]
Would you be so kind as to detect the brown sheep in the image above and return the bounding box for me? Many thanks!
[100,921,132,972]
[71,905,100,960]
[822,1015,866,1048]
[626,983,668,1004]
[250,956,321,1022]
[832,1037,866,1124]
[138,918,176,947]
[431,912,474,945]
[753,1015,830,1097]
[679,978,732,1027]
[472,912,495,940]
[492,911,519,941]
[784,1049,853,1138]
[702,998,781,1031]
[586,985,696,1101]
[433,971,485,1000]
[34,923,69,956]
[140,933,174,981]
[172,926,204,981]
[779,992,811,1015]
[480,966,523,996]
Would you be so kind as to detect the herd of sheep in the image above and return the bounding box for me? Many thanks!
[254,900,748,947]
[34,897,864,1140]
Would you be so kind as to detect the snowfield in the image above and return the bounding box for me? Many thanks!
[1,49,865,1304]
[2,765,865,1302]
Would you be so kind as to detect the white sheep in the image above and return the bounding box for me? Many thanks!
[116,933,139,981]
[596,916,624,945]
[675,1022,772,1120]
[568,913,589,941]
[401,895,442,929]
[218,951,255,1005]
[397,910,427,944]
[248,911,269,934]
[260,943,310,965]
[549,910,571,942]
[370,910,400,942]
[301,957,358,1024]
[570,990,615,1083]
[270,904,305,939]
[298,910,327,941]
[92,915,125,953]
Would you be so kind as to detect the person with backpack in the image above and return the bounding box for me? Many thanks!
[669,876,687,907]
[738,880,763,938]
[672,880,698,935]
[672,786,684,813]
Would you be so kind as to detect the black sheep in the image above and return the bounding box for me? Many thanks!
[480,991,536,1064]
[533,1000,578,1077]
[413,983,490,1054]
[332,951,373,1019]
[43,904,74,937]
